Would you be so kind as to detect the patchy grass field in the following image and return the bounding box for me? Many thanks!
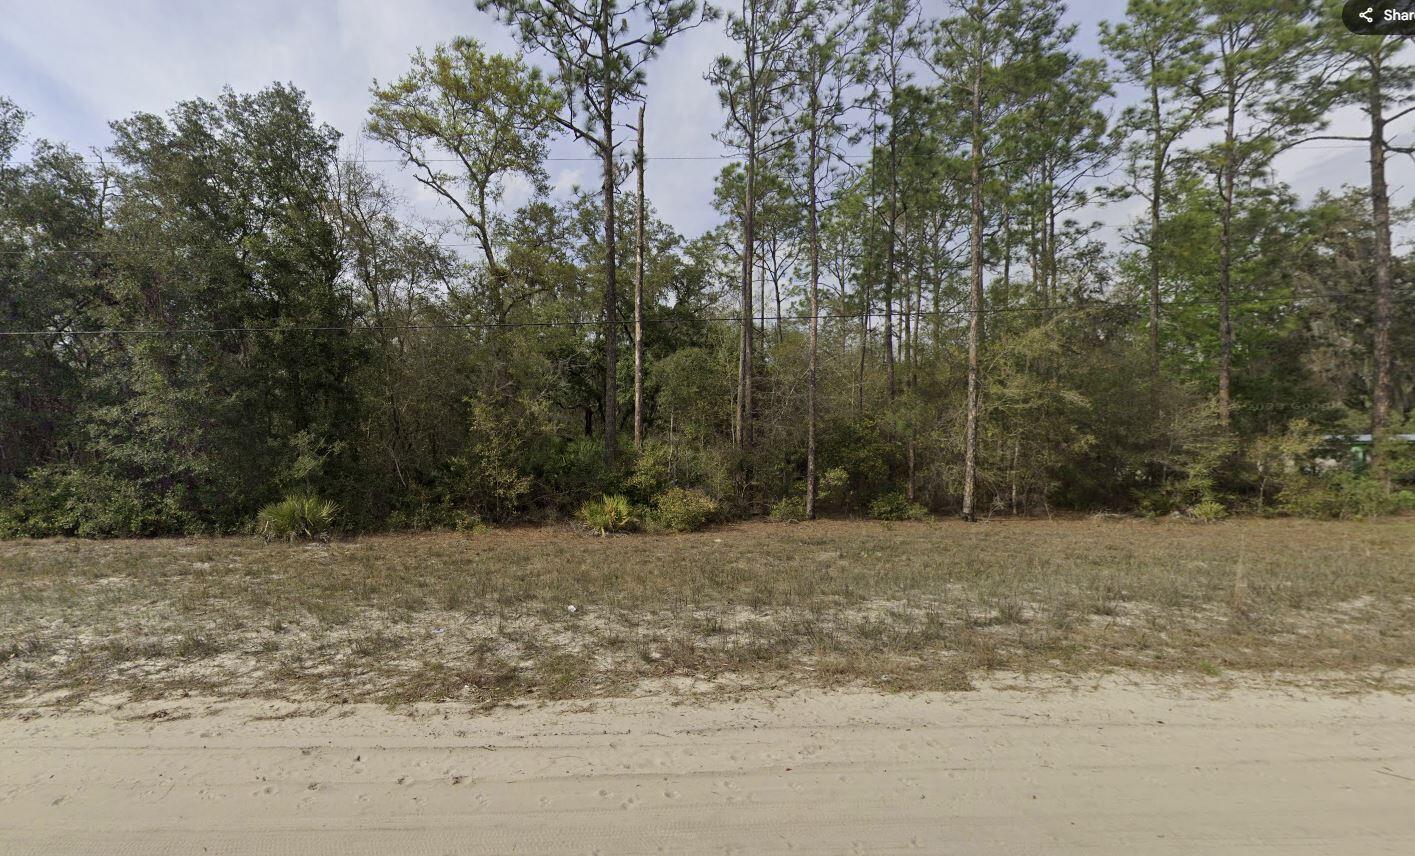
[2,518,1413,709]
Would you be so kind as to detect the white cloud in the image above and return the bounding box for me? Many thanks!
[552,166,587,197]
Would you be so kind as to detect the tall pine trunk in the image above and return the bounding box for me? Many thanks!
[805,83,821,520]
[858,274,870,414]
[736,119,756,452]
[600,24,619,465]
[1368,57,1395,468]
[634,103,646,452]
[962,58,984,523]
[1148,73,1163,387]
[884,125,898,399]
[1217,93,1236,428]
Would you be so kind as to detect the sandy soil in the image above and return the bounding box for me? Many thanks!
[2,676,1413,855]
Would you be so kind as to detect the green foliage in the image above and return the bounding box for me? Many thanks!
[649,347,734,440]
[384,505,486,534]
[1145,399,1239,514]
[2,84,364,537]
[367,37,559,244]
[769,496,806,522]
[1277,475,1415,520]
[1372,436,1415,483]
[625,442,676,498]
[538,438,619,510]
[578,494,636,535]
[0,110,100,485]
[278,431,345,495]
[624,438,735,505]
[818,418,898,511]
[5,5,1414,538]
[818,467,850,510]
[256,494,339,541]
[867,492,929,522]
[652,487,719,532]
[1189,499,1229,522]
[1248,418,1322,508]
[438,399,540,522]
[0,467,194,538]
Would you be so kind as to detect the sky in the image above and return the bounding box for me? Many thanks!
[0,0,1399,245]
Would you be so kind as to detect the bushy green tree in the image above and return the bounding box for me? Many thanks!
[4,85,361,535]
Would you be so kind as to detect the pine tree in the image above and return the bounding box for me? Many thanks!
[1102,0,1211,386]
[476,0,709,465]
[709,0,808,457]
[1193,0,1326,425]
[1311,14,1415,464]
[930,0,1069,520]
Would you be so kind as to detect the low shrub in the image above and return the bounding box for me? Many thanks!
[867,492,929,522]
[385,505,485,534]
[653,487,718,532]
[625,441,677,499]
[818,467,850,509]
[0,466,195,538]
[1278,474,1415,520]
[1188,498,1228,522]
[539,437,616,512]
[578,494,635,535]
[769,495,807,522]
[624,438,737,505]
[256,494,339,541]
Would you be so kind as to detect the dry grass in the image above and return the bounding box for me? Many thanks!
[2,517,1413,709]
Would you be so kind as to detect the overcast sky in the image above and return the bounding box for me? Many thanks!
[0,0,1399,245]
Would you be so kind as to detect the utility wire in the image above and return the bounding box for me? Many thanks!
[0,244,493,255]
[0,293,1361,338]
[61,143,1378,167]
[66,154,878,166]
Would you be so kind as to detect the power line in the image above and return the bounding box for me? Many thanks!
[0,293,1357,338]
[67,154,878,166]
[56,143,1379,170]
[0,244,493,255]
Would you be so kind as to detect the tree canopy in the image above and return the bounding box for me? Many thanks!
[2,0,1412,536]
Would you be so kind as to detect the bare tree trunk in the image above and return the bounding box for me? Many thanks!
[600,24,619,465]
[902,213,913,391]
[904,214,916,504]
[1369,58,1395,470]
[759,259,766,338]
[931,227,942,351]
[806,84,821,520]
[885,125,897,401]
[858,274,870,415]
[1029,201,1043,308]
[914,229,925,386]
[907,441,916,502]
[736,124,757,453]
[1148,74,1163,388]
[633,103,647,452]
[1217,97,1236,428]
[962,60,984,523]
[772,264,783,342]
[1045,173,1057,309]
[1001,199,1012,306]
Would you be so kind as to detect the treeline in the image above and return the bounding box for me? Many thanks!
[1,0,1412,537]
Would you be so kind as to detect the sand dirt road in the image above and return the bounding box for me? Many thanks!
[2,677,1413,855]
